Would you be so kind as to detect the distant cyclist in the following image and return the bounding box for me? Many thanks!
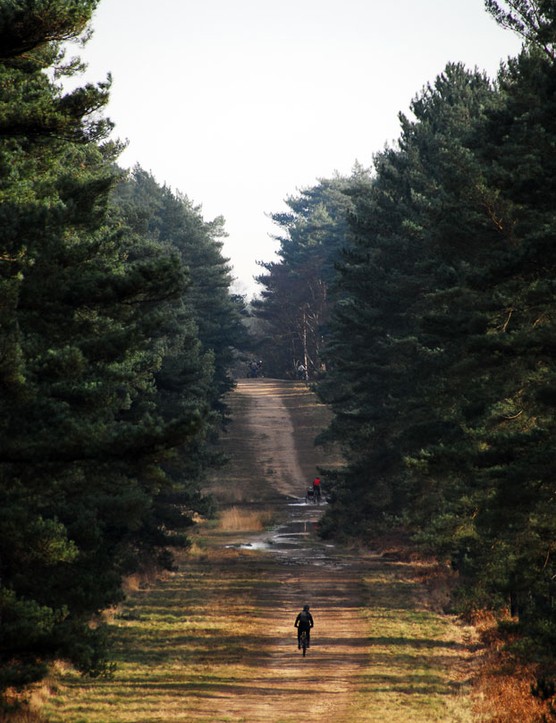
[312,476,321,501]
[294,604,314,648]
[297,363,308,380]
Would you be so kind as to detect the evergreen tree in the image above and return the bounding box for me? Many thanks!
[0,0,124,689]
[319,17,556,669]
[253,174,359,378]
[111,166,249,417]
[318,64,499,539]
[0,1,236,694]
[485,0,556,59]
[442,40,556,650]
[400,6,556,657]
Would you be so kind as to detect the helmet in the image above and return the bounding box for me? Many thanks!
[303,604,310,611]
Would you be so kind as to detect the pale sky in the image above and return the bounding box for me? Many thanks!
[77,0,522,297]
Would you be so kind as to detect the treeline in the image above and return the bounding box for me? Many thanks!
[255,1,556,679]
[0,1,246,699]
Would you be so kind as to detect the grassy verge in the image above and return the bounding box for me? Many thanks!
[41,547,268,723]
[35,545,483,723]
[346,560,477,723]
[17,542,547,723]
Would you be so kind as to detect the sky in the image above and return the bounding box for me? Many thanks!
[76,0,523,296]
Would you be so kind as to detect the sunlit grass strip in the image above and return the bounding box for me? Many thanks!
[41,552,272,723]
[347,565,476,723]
[40,542,478,722]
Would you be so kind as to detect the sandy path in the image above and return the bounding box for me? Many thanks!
[235,379,306,496]
[201,378,371,721]
[200,379,476,722]
[179,546,372,723]
[43,378,476,722]
[209,378,339,504]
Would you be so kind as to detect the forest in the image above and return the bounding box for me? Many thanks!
[0,0,248,699]
[0,0,555,714]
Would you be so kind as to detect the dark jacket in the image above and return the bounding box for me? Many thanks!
[295,610,314,629]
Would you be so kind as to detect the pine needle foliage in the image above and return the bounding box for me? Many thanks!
[0,1,246,700]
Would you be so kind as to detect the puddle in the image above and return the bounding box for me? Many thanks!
[288,501,327,508]
[224,495,335,560]
[226,540,272,551]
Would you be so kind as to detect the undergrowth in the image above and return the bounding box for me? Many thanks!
[471,611,556,722]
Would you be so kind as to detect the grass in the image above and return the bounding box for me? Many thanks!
[31,521,483,720]
[345,563,477,723]
[36,543,480,723]
[40,548,269,723]
[217,506,274,532]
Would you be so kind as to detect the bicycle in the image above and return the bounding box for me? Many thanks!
[300,629,309,657]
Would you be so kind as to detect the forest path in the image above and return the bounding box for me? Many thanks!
[43,379,478,723]
[197,377,369,720]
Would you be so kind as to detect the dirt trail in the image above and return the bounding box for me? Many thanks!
[43,378,477,723]
[237,379,305,495]
[208,378,340,505]
[200,378,369,720]
[197,379,475,722]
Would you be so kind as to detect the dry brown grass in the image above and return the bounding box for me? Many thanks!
[217,506,273,531]
[361,544,554,722]
[1,684,50,723]
[121,565,161,595]
[471,612,553,722]
[0,710,47,723]
[476,666,548,722]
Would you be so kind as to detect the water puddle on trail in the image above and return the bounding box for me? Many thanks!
[226,497,338,567]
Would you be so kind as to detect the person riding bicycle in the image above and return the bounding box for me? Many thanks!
[312,476,321,501]
[295,604,314,648]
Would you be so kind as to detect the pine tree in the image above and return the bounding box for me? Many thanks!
[0,2,232,693]
[317,65,499,539]
[0,0,114,690]
[111,166,249,418]
[445,42,556,648]
[253,175,358,378]
[485,0,556,59]
[319,28,556,665]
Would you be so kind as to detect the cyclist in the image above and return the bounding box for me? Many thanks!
[294,604,314,648]
[312,476,321,502]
